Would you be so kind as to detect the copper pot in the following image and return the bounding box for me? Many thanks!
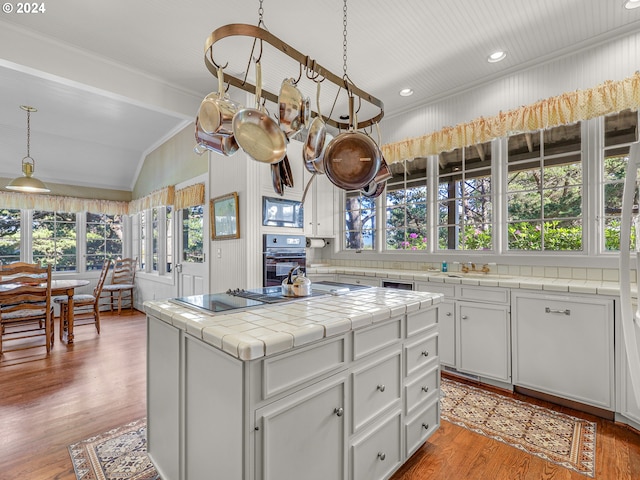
[323,96,381,190]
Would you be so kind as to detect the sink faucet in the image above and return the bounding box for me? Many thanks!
[461,262,476,273]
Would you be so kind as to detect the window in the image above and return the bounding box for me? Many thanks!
[507,123,582,251]
[166,206,173,272]
[86,212,123,270]
[438,142,492,250]
[152,208,159,271]
[32,211,77,271]
[385,158,428,250]
[182,205,204,263]
[344,191,376,250]
[140,211,146,270]
[602,109,639,251]
[0,209,21,265]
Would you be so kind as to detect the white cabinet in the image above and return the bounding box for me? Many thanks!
[255,372,348,480]
[457,301,511,382]
[417,283,455,368]
[512,292,614,410]
[303,168,337,237]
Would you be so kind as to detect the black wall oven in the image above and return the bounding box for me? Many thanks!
[263,234,307,287]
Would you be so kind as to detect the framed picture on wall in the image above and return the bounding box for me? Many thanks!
[211,192,240,240]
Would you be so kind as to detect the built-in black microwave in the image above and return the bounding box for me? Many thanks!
[262,196,304,228]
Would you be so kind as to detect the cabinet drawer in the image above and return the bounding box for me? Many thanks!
[338,275,380,287]
[405,397,439,458]
[351,410,402,480]
[404,363,439,417]
[352,348,402,433]
[406,308,438,338]
[263,337,346,399]
[418,282,455,298]
[353,317,402,361]
[456,284,509,304]
[404,327,438,378]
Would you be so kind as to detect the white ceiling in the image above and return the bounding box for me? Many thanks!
[1,0,639,192]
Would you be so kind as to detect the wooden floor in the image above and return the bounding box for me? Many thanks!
[1,310,639,480]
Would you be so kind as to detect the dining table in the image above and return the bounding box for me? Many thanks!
[51,279,90,344]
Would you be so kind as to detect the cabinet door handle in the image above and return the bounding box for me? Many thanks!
[334,407,344,417]
[461,315,468,320]
[377,452,386,461]
[421,351,429,357]
[422,423,430,430]
[421,386,429,393]
[446,312,452,316]
[545,307,571,315]
[377,384,386,392]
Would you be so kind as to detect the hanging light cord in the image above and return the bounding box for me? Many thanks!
[25,108,32,160]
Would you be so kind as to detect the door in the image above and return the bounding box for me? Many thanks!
[457,301,510,382]
[175,178,209,297]
[255,373,347,480]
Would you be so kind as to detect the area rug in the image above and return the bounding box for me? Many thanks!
[68,418,158,480]
[440,377,596,477]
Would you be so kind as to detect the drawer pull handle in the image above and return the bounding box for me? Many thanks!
[378,452,386,461]
[334,407,344,417]
[421,351,429,357]
[422,386,429,393]
[446,312,452,316]
[422,423,429,430]
[377,384,386,392]
[461,315,468,320]
[545,307,571,315]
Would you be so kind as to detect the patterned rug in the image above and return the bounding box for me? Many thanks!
[441,378,596,477]
[68,418,158,480]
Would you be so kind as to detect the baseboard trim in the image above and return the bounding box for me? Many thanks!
[515,386,614,420]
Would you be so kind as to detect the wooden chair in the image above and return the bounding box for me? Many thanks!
[101,257,137,314]
[55,259,111,338]
[0,263,53,356]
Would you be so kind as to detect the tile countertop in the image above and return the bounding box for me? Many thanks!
[144,287,443,361]
[307,266,639,297]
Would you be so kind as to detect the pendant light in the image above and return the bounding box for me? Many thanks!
[6,105,50,193]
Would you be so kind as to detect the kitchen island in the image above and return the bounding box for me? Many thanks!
[144,286,443,480]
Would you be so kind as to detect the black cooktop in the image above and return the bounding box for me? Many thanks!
[170,282,371,314]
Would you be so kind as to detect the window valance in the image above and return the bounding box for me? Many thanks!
[128,186,175,214]
[0,191,130,216]
[381,71,640,164]
[174,183,205,210]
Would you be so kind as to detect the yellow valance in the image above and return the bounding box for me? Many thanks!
[0,191,129,216]
[174,183,205,210]
[381,71,640,163]
[128,186,175,214]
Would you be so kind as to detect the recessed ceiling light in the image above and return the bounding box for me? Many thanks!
[487,51,507,63]
[399,88,414,97]
[624,0,640,9]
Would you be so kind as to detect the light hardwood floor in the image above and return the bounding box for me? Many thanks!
[1,310,639,479]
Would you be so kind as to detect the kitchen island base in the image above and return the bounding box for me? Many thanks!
[146,289,442,480]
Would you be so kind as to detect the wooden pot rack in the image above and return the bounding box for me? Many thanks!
[204,23,384,130]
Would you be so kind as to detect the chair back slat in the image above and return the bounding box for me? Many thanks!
[110,257,137,285]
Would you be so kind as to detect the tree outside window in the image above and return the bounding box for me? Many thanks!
[438,142,492,250]
[0,209,21,265]
[507,124,582,251]
[86,212,123,270]
[182,205,204,262]
[601,110,639,251]
[345,192,375,250]
[32,211,77,271]
[385,158,427,250]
